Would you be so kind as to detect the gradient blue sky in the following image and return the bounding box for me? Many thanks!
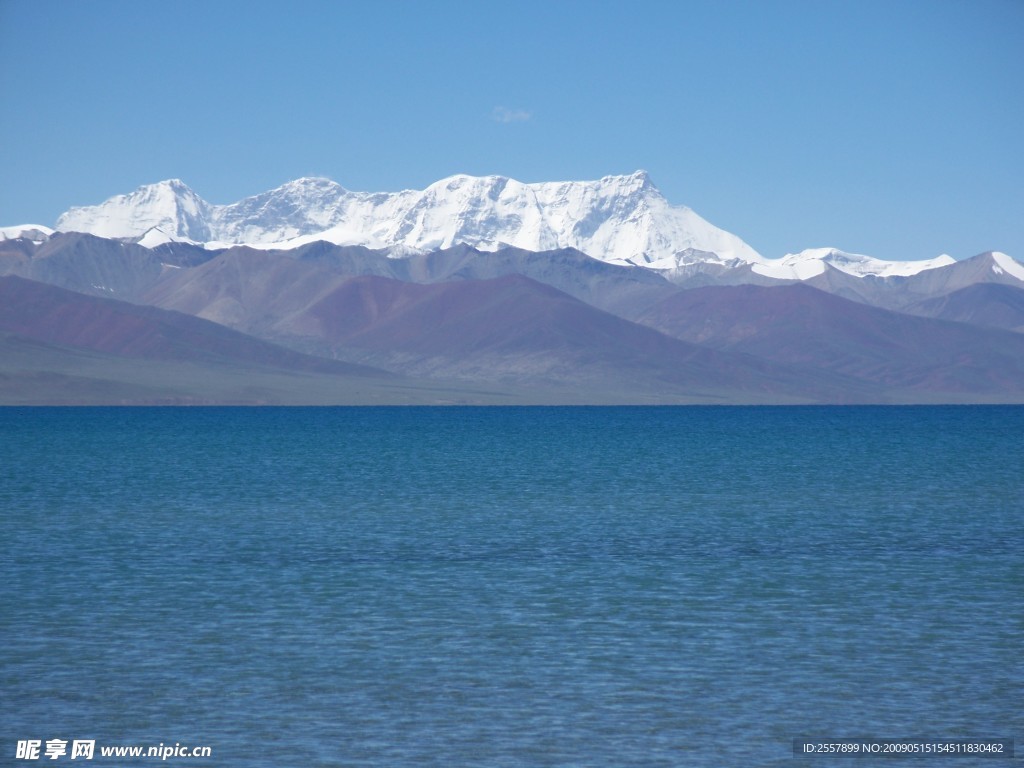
[1,0,1021,261]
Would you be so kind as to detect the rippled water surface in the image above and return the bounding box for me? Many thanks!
[2,407,1021,766]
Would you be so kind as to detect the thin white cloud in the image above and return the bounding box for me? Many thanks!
[491,106,532,124]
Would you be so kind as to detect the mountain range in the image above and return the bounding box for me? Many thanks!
[1,172,1022,404]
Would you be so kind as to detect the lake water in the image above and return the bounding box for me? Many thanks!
[1,406,1020,766]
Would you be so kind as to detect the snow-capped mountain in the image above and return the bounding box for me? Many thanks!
[54,172,762,267]
[58,179,212,242]
[47,172,1004,282]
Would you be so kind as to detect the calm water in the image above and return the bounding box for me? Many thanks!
[1,407,1021,766]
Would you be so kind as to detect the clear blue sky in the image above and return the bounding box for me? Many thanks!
[1,0,1021,261]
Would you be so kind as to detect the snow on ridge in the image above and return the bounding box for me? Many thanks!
[820,248,955,277]
[752,247,956,280]
[991,252,1024,281]
[751,251,828,280]
[135,226,198,249]
[0,224,54,242]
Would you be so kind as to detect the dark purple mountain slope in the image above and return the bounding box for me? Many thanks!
[296,273,878,401]
[0,275,388,377]
[637,282,1024,396]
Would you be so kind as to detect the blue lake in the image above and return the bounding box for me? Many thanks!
[1,406,1021,766]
